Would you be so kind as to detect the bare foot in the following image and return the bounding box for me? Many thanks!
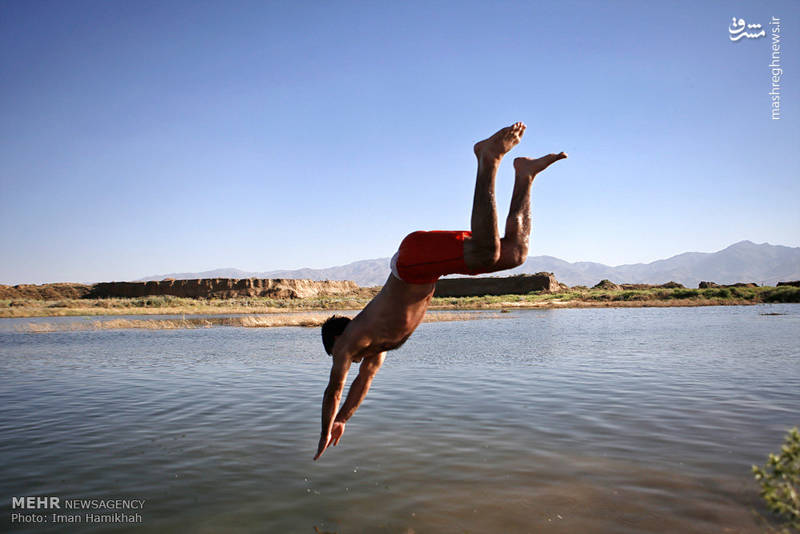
[474,122,526,161]
[513,152,567,179]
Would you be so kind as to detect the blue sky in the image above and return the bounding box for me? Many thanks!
[1,0,798,284]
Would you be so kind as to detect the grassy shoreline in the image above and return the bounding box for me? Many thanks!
[20,311,500,333]
[2,285,798,319]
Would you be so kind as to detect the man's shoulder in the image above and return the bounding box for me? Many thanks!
[334,320,372,356]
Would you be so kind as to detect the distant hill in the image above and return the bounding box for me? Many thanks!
[500,241,800,287]
[139,241,800,288]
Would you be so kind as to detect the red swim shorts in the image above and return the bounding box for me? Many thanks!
[390,230,487,284]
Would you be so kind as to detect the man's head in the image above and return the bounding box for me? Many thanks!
[321,315,351,355]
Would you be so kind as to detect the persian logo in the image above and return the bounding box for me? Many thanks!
[728,15,782,120]
[729,17,765,41]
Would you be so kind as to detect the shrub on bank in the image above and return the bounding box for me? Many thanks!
[701,288,732,299]
[670,289,700,299]
[763,286,800,303]
[753,427,800,531]
[613,291,645,301]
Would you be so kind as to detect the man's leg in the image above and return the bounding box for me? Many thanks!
[490,153,568,272]
[463,122,526,271]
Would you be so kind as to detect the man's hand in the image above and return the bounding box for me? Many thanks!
[330,420,346,446]
[314,433,331,461]
[313,421,345,461]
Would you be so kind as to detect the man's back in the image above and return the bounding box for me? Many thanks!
[343,274,436,356]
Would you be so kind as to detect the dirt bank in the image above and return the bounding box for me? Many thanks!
[88,278,359,299]
[0,278,360,300]
[0,283,92,300]
[434,273,559,297]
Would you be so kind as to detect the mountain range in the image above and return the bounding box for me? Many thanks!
[139,241,800,288]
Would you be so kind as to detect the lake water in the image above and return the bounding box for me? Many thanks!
[2,305,799,533]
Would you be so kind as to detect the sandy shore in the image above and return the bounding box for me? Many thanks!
[4,284,796,321]
[18,311,504,333]
[1,298,765,322]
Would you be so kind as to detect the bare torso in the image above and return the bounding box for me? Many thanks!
[341,274,435,359]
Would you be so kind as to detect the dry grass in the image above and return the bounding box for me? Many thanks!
[20,311,500,333]
[6,285,795,320]
[0,301,371,319]
[430,298,755,309]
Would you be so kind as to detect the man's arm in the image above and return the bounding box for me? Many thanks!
[315,353,351,460]
[335,352,386,425]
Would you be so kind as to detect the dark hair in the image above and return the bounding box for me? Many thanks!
[321,315,351,355]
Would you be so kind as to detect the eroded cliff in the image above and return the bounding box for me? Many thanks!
[1,278,360,300]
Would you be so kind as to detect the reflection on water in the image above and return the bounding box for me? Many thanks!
[1,305,799,533]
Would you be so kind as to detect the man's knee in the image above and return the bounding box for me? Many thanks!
[464,239,501,269]
[482,248,502,267]
[474,244,501,268]
[499,242,528,269]
[507,249,527,268]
